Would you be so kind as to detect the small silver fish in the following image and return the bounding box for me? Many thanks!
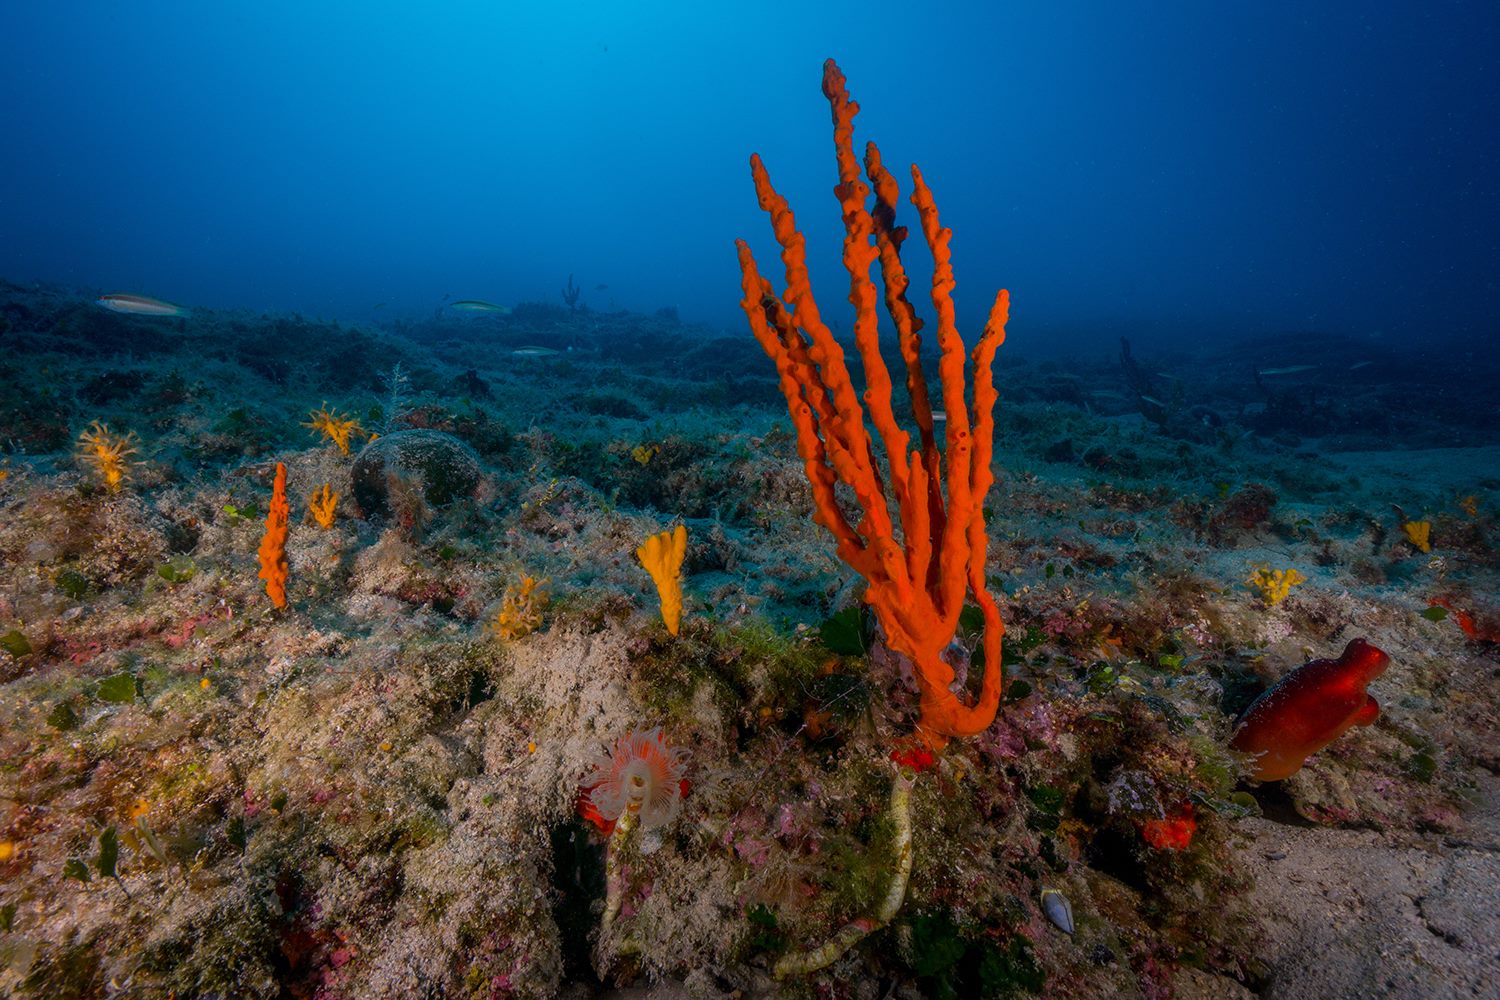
[1256,365,1317,376]
[512,346,559,357]
[1040,887,1074,934]
[450,299,511,314]
[97,293,186,317]
[1348,360,1372,371]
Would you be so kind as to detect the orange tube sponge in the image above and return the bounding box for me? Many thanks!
[258,462,290,609]
[1230,638,1389,781]
[736,60,1009,750]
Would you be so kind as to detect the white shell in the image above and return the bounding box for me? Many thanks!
[1041,888,1074,935]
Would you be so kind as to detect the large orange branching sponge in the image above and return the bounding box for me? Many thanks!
[1230,638,1389,781]
[736,59,1009,750]
[258,462,290,609]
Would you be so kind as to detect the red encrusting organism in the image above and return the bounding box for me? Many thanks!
[1140,803,1196,851]
[1230,638,1389,781]
[1429,596,1500,643]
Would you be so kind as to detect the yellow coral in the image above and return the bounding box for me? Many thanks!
[1402,519,1432,553]
[304,405,364,456]
[1247,565,1306,606]
[492,575,548,640]
[308,482,339,528]
[637,525,688,635]
[1458,495,1479,518]
[631,444,658,466]
[76,421,137,491]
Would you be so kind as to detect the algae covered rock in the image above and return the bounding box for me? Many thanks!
[351,429,483,519]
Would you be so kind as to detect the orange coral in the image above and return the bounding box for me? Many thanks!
[1230,638,1389,781]
[304,406,364,456]
[736,59,1009,750]
[258,462,289,608]
[76,421,137,492]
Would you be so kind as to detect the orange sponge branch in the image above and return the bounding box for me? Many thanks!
[258,462,290,609]
[737,59,1010,749]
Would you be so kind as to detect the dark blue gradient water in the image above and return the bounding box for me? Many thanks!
[2,2,1495,357]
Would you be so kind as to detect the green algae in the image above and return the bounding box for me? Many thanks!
[0,630,30,657]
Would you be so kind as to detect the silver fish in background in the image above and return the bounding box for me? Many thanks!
[511,346,559,357]
[450,299,511,315]
[97,293,187,317]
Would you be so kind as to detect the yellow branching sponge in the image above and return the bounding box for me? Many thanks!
[492,575,548,640]
[637,525,687,635]
[76,422,137,492]
[308,482,338,528]
[258,463,290,609]
[304,406,364,456]
[1247,565,1305,606]
[1402,519,1432,553]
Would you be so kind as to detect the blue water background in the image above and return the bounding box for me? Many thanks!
[1,1,1495,357]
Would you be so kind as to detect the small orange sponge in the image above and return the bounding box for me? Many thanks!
[1230,638,1389,781]
[258,462,290,608]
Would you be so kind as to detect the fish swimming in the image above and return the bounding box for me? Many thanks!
[450,299,510,314]
[97,293,187,317]
[512,346,559,357]
[1256,365,1317,376]
[1230,638,1389,781]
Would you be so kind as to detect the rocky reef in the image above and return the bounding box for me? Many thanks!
[0,281,1497,998]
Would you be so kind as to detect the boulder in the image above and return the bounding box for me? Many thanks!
[351,429,483,519]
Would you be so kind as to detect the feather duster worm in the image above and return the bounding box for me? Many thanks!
[1231,638,1389,781]
[585,728,689,830]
